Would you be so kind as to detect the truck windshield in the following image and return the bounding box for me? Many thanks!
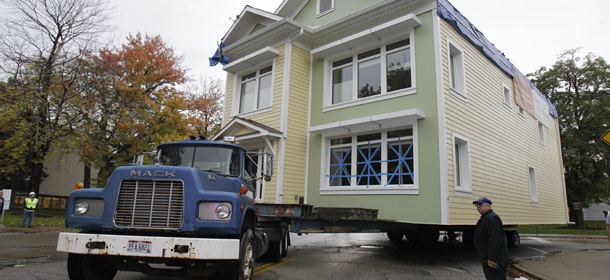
[157,146,240,177]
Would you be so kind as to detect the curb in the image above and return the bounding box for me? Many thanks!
[512,257,552,280]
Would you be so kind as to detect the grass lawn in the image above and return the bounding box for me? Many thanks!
[1,208,608,236]
[517,221,607,235]
[1,208,66,227]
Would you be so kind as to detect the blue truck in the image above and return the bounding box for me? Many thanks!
[56,138,286,279]
[56,138,521,279]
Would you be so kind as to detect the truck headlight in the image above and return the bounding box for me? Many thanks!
[73,199,104,216]
[75,201,89,214]
[198,202,232,220]
[215,204,231,219]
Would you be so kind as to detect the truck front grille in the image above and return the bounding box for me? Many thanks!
[115,179,184,230]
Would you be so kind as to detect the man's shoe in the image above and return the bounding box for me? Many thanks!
[27,226,33,227]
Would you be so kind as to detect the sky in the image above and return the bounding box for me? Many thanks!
[108,0,610,82]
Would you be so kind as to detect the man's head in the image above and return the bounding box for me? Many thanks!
[28,192,35,197]
[473,197,492,215]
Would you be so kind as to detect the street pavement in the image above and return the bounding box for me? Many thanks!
[1,225,609,280]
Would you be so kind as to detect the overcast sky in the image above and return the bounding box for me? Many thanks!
[108,0,610,82]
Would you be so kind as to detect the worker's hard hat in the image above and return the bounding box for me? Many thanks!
[28,192,35,196]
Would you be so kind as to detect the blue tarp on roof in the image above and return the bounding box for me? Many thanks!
[437,0,558,118]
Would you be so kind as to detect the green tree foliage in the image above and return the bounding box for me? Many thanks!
[0,0,111,193]
[78,33,191,186]
[529,49,610,208]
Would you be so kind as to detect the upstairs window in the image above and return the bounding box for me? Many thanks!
[448,39,466,99]
[330,39,412,105]
[239,66,273,114]
[503,84,512,108]
[317,0,334,16]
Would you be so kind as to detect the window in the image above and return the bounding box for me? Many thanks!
[528,165,539,204]
[503,84,512,108]
[317,0,334,16]
[538,121,545,146]
[453,133,472,194]
[326,128,416,189]
[246,150,265,202]
[448,40,466,98]
[238,66,273,114]
[519,106,525,118]
[330,39,412,105]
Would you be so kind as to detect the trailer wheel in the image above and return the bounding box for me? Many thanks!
[223,228,255,280]
[82,255,117,280]
[67,253,85,280]
[387,232,404,241]
[506,230,520,248]
[462,230,474,247]
[423,231,440,243]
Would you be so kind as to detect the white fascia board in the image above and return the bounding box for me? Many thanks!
[311,13,421,58]
[223,46,280,73]
[309,109,425,136]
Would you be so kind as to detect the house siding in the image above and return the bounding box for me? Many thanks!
[222,44,288,204]
[294,0,381,27]
[306,11,444,223]
[440,20,567,225]
[281,45,311,203]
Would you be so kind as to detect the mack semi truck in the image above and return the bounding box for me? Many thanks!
[57,138,522,280]
[57,138,284,280]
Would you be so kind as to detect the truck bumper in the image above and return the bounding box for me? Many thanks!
[56,232,239,260]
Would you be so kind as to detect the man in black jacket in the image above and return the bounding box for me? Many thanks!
[473,197,510,280]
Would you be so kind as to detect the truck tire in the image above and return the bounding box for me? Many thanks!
[223,228,255,280]
[82,255,118,280]
[261,227,285,262]
[67,253,85,280]
[506,230,520,248]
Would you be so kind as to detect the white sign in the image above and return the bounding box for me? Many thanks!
[2,189,10,210]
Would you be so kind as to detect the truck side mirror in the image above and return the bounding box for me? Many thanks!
[264,154,274,182]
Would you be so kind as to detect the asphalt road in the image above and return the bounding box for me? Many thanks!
[0,231,608,279]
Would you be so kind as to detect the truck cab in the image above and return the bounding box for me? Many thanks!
[57,139,273,280]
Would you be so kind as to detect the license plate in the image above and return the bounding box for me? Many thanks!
[127,240,152,254]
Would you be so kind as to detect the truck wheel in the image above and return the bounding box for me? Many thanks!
[261,227,285,262]
[387,232,404,241]
[67,253,85,280]
[506,231,520,248]
[82,255,117,280]
[223,228,255,280]
[281,228,288,258]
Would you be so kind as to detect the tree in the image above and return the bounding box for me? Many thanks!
[78,33,190,186]
[529,49,610,220]
[0,0,111,193]
[185,76,224,139]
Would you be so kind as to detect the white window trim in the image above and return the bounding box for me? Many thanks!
[447,38,466,101]
[322,33,417,111]
[502,83,512,109]
[317,0,335,17]
[453,132,472,196]
[319,122,419,195]
[538,121,546,147]
[528,164,539,205]
[231,62,275,117]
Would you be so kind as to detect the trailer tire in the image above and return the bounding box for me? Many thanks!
[82,255,118,280]
[462,230,474,247]
[223,228,255,280]
[67,253,85,280]
[423,231,440,243]
[506,231,520,248]
[387,232,404,241]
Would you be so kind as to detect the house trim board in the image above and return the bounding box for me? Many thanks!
[432,8,450,225]
[275,42,293,203]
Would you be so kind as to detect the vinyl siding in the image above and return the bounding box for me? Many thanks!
[440,20,567,225]
[222,44,287,203]
[281,45,311,203]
